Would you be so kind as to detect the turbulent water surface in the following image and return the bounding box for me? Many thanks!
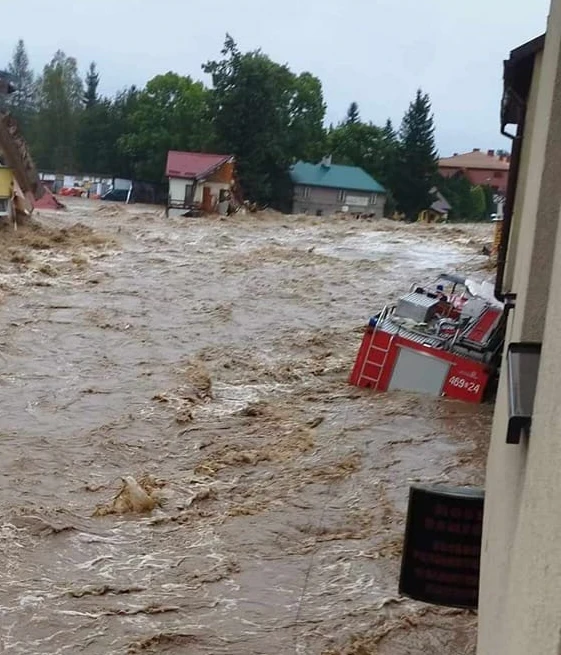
[0,200,493,654]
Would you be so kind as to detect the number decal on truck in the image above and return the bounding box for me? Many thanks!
[448,376,481,395]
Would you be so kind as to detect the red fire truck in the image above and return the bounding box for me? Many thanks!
[349,274,505,403]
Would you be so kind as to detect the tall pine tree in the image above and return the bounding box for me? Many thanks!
[5,39,35,134]
[394,89,438,220]
[84,62,100,108]
[345,101,360,125]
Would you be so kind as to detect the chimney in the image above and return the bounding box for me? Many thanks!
[321,154,332,169]
[487,149,495,157]
[473,148,480,152]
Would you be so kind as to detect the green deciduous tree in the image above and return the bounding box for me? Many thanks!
[438,174,498,222]
[78,97,132,175]
[470,184,487,219]
[288,72,327,163]
[34,50,83,171]
[204,35,326,208]
[328,120,384,173]
[118,72,212,181]
[107,86,140,178]
[393,89,438,220]
[327,113,399,213]
[437,174,474,220]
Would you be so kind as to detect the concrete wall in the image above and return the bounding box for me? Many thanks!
[293,184,385,216]
[477,2,561,653]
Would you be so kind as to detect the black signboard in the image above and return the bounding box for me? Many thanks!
[399,485,484,610]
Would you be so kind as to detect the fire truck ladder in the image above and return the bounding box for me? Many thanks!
[357,305,397,389]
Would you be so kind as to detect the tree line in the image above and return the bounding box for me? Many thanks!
[1,37,492,220]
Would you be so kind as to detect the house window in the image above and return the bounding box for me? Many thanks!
[302,186,311,199]
[493,171,503,179]
[337,190,346,202]
[370,194,377,205]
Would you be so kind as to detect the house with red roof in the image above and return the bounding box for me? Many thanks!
[438,148,510,195]
[165,150,235,215]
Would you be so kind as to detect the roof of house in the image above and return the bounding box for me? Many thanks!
[439,149,510,171]
[290,160,385,193]
[166,151,234,180]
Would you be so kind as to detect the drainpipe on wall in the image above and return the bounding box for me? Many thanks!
[494,116,524,305]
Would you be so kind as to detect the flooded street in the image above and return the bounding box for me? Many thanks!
[0,200,493,654]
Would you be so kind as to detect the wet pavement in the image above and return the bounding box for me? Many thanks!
[0,200,493,654]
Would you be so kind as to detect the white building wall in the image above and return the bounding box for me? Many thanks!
[169,178,229,207]
[169,177,193,204]
[478,1,561,653]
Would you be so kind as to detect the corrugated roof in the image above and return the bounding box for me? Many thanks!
[166,151,234,180]
[290,161,385,193]
[439,150,510,171]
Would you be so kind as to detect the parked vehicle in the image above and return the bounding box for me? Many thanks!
[101,188,130,202]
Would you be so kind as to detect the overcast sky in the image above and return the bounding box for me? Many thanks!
[2,0,550,156]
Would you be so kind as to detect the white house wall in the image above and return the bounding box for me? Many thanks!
[169,178,230,207]
[169,177,193,204]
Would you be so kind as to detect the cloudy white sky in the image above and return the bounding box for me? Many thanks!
[2,0,550,156]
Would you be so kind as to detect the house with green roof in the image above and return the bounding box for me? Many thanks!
[289,156,386,217]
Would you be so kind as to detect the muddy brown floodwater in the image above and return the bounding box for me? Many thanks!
[0,199,494,655]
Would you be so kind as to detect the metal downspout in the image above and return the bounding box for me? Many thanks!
[495,115,525,304]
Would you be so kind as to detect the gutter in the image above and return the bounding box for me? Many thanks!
[495,117,524,305]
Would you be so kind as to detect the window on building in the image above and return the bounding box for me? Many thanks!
[493,171,503,179]
[337,189,346,202]
[370,194,377,205]
[302,186,311,199]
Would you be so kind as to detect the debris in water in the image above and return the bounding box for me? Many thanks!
[152,358,213,424]
[127,633,201,654]
[94,475,164,516]
[182,358,213,400]
[67,584,146,598]
[307,453,362,482]
[307,416,325,428]
[321,606,474,655]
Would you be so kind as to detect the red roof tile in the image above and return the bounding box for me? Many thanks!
[439,150,510,171]
[165,151,234,180]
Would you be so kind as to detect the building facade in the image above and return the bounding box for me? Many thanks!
[477,2,561,652]
[290,158,386,217]
[166,151,235,214]
[439,149,510,194]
